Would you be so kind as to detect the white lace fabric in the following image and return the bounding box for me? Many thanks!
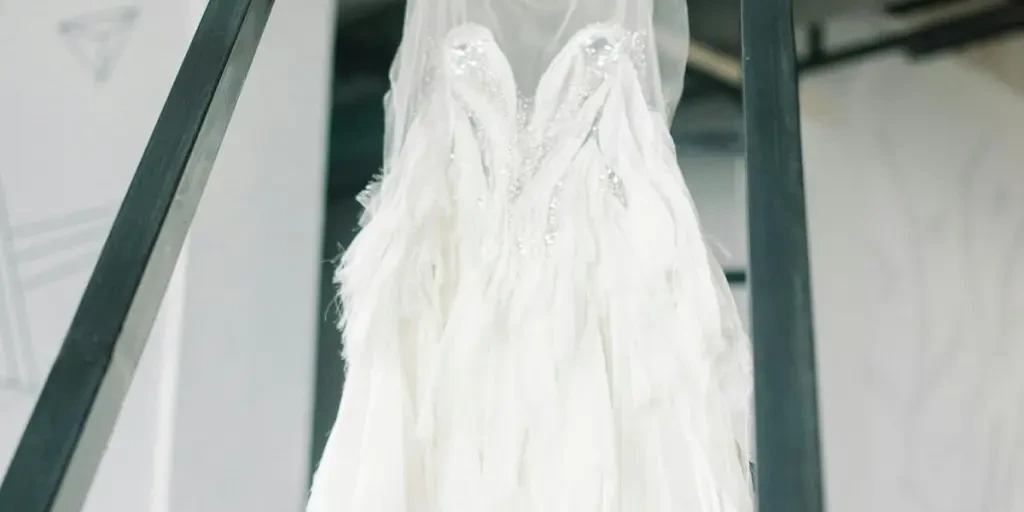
[309,1,753,511]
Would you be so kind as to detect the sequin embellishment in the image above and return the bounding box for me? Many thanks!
[437,26,646,252]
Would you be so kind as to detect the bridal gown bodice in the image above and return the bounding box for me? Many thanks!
[308,22,754,512]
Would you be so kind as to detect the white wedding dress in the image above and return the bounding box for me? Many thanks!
[308,1,754,511]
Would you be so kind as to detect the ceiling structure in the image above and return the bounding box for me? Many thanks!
[327,0,1024,197]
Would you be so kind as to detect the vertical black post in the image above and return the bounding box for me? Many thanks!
[740,0,827,511]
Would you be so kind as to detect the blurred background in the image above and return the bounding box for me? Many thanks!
[0,0,1022,510]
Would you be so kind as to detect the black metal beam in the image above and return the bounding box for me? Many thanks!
[800,2,1024,72]
[0,1,275,510]
[799,30,906,72]
[886,0,967,16]
[725,269,748,285]
[903,2,1024,56]
[807,24,826,61]
[740,0,826,511]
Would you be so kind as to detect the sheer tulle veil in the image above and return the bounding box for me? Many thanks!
[382,0,691,170]
[376,1,751,458]
[310,1,756,510]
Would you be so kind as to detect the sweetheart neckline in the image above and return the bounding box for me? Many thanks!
[440,22,637,101]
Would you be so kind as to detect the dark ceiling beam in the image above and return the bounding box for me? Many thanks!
[800,2,1024,72]
[885,0,969,16]
[904,1,1024,55]
[799,29,910,72]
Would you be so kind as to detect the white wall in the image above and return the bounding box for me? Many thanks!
[0,0,333,511]
[678,40,1024,511]
[801,49,1024,511]
[0,0,193,510]
[165,0,335,511]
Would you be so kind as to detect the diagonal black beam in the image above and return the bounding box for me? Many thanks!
[0,1,275,510]
[740,0,826,510]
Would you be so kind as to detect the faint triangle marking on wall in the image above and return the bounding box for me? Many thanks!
[57,6,140,83]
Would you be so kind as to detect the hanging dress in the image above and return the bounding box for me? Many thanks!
[308,1,754,511]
